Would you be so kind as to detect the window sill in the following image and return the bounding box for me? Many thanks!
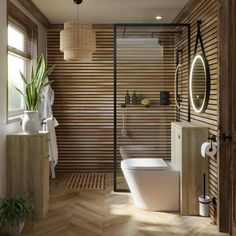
[7,114,23,124]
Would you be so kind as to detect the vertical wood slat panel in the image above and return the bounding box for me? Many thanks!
[177,0,218,222]
[47,26,114,172]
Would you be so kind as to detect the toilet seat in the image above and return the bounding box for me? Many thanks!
[121,158,168,171]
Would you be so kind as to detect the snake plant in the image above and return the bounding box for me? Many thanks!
[15,53,55,111]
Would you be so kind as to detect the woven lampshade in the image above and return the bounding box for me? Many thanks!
[60,22,96,61]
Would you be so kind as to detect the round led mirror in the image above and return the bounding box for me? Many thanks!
[175,63,182,109]
[189,54,210,113]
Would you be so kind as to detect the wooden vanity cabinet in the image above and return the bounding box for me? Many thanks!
[7,132,49,220]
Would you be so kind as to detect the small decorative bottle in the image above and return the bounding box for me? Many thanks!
[132,91,138,105]
[125,90,130,105]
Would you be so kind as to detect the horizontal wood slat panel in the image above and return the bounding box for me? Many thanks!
[48,18,219,220]
[177,0,218,222]
[47,26,114,173]
[48,26,178,174]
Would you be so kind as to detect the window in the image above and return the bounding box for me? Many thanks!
[7,1,38,121]
[7,22,32,117]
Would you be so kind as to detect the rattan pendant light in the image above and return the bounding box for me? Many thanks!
[60,0,96,61]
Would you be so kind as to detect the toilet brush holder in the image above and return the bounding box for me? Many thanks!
[199,195,211,217]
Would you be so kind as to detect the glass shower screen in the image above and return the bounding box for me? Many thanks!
[113,24,190,191]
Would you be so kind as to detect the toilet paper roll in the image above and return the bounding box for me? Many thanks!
[201,142,217,157]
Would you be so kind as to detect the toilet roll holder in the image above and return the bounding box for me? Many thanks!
[207,135,217,152]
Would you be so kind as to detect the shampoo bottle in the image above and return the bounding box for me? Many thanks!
[132,91,138,104]
[125,91,130,105]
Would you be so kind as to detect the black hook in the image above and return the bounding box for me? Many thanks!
[208,135,217,143]
[207,135,217,152]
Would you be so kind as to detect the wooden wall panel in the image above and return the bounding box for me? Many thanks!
[47,26,178,174]
[176,0,218,222]
[47,26,114,172]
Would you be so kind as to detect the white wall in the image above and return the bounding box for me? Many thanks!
[0,0,47,196]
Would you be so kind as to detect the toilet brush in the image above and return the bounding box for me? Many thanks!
[203,173,206,199]
[199,173,211,216]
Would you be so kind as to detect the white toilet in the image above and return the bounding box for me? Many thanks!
[120,146,179,211]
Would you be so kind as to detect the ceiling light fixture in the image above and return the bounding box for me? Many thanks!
[60,0,96,61]
[155,16,163,20]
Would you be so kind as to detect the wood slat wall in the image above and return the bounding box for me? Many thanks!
[47,26,178,173]
[47,26,114,172]
[48,20,218,220]
[176,0,218,221]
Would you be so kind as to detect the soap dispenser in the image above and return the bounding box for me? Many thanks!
[125,91,130,105]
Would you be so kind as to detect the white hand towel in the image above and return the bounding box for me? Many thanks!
[46,118,58,165]
[39,78,59,127]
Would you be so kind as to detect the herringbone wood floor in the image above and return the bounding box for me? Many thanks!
[22,174,228,236]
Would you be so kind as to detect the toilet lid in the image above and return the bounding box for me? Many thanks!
[121,158,168,171]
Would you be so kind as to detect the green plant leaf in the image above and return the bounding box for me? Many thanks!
[26,82,34,111]
[14,87,25,98]
[19,71,28,85]
[35,54,45,78]
[41,80,54,89]
[14,87,29,109]
[14,53,55,111]
[43,65,56,81]
[31,66,35,81]
[35,54,46,86]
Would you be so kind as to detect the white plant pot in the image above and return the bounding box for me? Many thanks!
[199,195,211,217]
[22,110,41,133]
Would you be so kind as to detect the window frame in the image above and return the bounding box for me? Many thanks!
[7,0,38,123]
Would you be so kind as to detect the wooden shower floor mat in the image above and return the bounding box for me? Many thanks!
[67,173,105,190]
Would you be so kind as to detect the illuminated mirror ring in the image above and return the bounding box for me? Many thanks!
[175,63,182,109]
[189,54,210,113]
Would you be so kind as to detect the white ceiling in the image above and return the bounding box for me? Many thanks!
[31,0,189,24]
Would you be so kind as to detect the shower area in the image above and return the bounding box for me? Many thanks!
[113,24,190,191]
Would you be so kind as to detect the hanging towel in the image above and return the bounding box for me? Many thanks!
[39,78,59,178]
[45,118,58,165]
[39,78,59,127]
